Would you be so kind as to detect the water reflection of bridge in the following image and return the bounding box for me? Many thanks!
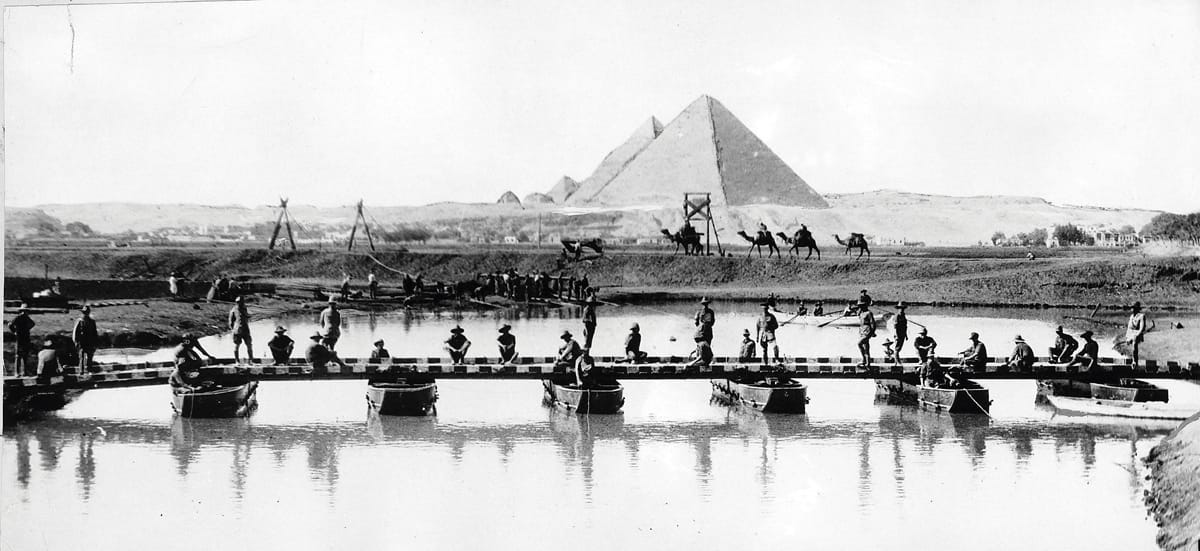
[4,404,1176,505]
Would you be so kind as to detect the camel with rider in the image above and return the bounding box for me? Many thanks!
[660,229,703,256]
[775,226,821,260]
[736,230,780,258]
[833,233,870,259]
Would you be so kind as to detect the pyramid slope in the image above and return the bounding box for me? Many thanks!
[585,96,826,208]
[709,98,828,207]
[496,191,522,205]
[523,192,554,204]
[588,97,725,206]
[567,117,664,204]
[546,176,580,203]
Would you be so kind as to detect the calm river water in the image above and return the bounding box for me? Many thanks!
[5,302,1198,550]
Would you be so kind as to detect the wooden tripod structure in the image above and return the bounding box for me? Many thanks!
[347,200,376,252]
[268,198,297,251]
[684,192,723,255]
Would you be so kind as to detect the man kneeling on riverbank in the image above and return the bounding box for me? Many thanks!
[305,332,347,371]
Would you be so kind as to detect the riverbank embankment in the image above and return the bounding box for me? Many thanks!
[1145,412,1200,551]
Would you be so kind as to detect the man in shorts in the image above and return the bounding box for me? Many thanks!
[229,296,255,363]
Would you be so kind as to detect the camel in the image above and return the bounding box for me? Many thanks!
[736,230,780,258]
[833,233,871,259]
[775,231,821,260]
[660,228,703,256]
[561,238,604,261]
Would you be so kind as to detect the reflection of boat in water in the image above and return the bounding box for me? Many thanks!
[773,310,892,328]
[365,411,440,441]
[546,406,626,438]
[875,401,991,439]
[875,372,990,414]
[1036,378,1190,420]
[172,381,258,418]
[721,406,811,439]
[711,375,807,413]
[3,388,87,422]
[542,375,624,414]
[365,378,438,416]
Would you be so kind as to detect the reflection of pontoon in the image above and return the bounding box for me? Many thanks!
[875,372,990,414]
[711,375,807,413]
[172,381,258,418]
[875,401,991,440]
[1036,378,1190,420]
[542,375,624,414]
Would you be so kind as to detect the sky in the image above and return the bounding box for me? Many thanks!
[3,0,1199,212]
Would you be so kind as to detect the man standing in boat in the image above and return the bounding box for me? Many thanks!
[695,297,715,345]
[581,296,599,349]
[72,305,99,374]
[574,348,597,387]
[367,271,379,300]
[623,323,648,363]
[556,330,583,370]
[957,332,988,372]
[891,302,909,366]
[339,273,353,301]
[444,326,471,365]
[913,328,937,363]
[1051,326,1078,363]
[757,302,780,365]
[497,325,518,364]
[856,298,876,368]
[267,327,294,365]
[1002,335,1035,371]
[229,296,255,364]
[1125,302,1154,366]
[319,297,342,351]
[739,329,757,362]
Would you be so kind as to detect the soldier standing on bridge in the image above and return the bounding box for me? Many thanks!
[497,325,518,364]
[757,302,780,365]
[229,296,255,364]
[891,302,909,366]
[8,306,35,376]
[1125,302,1154,367]
[340,273,353,301]
[319,297,342,351]
[581,296,600,349]
[72,305,99,373]
[856,298,876,368]
[694,297,715,344]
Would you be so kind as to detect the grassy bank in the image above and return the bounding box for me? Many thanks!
[7,245,1200,308]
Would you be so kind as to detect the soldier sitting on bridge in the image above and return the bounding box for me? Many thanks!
[556,330,583,370]
[685,333,713,369]
[305,332,347,371]
[444,326,471,365]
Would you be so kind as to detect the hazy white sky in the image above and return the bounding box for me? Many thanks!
[4,0,1199,212]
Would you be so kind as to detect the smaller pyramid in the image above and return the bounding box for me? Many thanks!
[568,117,664,204]
[496,191,522,206]
[524,192,554,204]
[546,176,580,203]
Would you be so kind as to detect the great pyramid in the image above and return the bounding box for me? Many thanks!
[567,117,664,204]
[576,96,827,208]
[546,176,581,203]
